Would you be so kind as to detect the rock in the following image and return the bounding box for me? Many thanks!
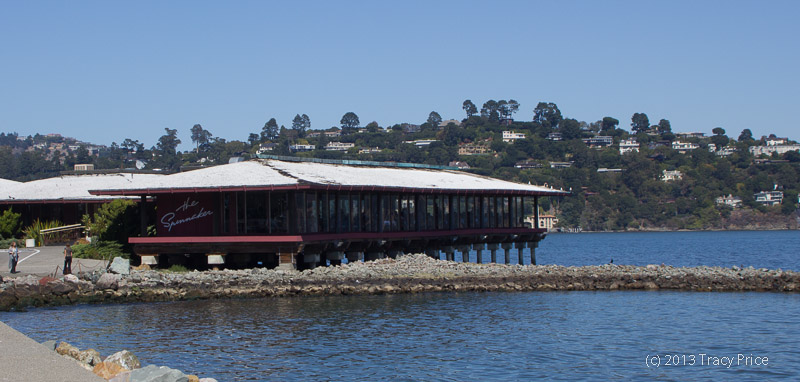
[105,350,141,370]
[109,370,133,382]
[56,341,80,360]
[40,340,57,351]
[49,280,77,295]
[64,274,80,283]
[97,273,120,290]
[187,375,200,382]
[13,275,40,287]
[129,365,189,382]
[93,361,129,380]
[79,348,103,366]
[110,257,131,275]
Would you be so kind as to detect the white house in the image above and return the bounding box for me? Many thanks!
[289,144,315,152]
[619,139,640,155]
[661,169,683,182]
[502,131,526,143]
[715,194,743,208]
[754,191,783,206]
[324,142,355,151]
[672,141,700,153]
[749,144,800,156]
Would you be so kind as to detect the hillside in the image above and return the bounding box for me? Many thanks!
[2,101,799,231]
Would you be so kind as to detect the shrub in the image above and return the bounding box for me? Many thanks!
[163,265,189,273]
[23,219,64,246]
[71,241,127,260]
[0,209,22,239]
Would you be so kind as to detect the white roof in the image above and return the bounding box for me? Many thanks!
[91,159,566,195]
[0,178,21,188]
[0,173,165,202]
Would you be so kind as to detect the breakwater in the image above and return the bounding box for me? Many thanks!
[1,254,798,311]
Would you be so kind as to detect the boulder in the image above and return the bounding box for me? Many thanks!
[79,348,103,367]
[93,361,129,380]
[40,340,57,351]
[105,350,141,370]
[56,341,80,360]
[187,375,199,382]
[129,365,189,382]
[97,273,120,290]
[109,370,133,382]
[13,275,40,288]
[49,280,77,295]
[64,274,80,283]
[110,257,131,275]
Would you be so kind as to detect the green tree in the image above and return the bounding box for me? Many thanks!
[738,129,753,142]
[533,102,562,129]
[261,118,279,141]
[0,208,22,238]
[560,118,582,140]
[462,100,477,118]
[601,117,619,134]
[190,124,212,152]
[711,127,729,148]
[341,112,360,133]
[631,113,649,133]
[481,100,500,123]
[658,119,672,134]
[427,111,442,128]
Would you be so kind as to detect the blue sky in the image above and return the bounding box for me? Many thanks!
[1,1,797,151]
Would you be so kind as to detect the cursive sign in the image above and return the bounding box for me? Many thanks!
[161,197,214,232]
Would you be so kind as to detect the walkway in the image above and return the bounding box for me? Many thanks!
[2,245,107,278]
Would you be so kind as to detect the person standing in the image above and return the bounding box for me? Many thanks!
[63,244,73,275]
[8,241,19,273]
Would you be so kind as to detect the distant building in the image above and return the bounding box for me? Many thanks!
[324,142,355,151]
[401,123,421,133]
[74,164,94,172]
[448,161,471,169]
[515,160,543,169]
[547,132,562,141]
[672,141,700,153]
[502,131,526,143]
[458,143,492,156]
[549,161,573,169]
[716,145,738,157]
[404,139,439,147]
[648,141,670,150]
[257,143,277,154]
[675,132,706,139]
[597,168,622,173]
[619,139,640,155]
[765,136,788,146]
[525,214,559,232]
[438,119,463,128]
[749,144,800,157]
[581,136,613,148]
[358,147,381,154]
[715,194,743,208]
[707,143,717,152]
[661,169,683,182]
[754,191,783,206]
[289,144,315,152]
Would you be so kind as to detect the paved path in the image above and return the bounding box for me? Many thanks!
[0,321,104,381]
[1,245,107,278]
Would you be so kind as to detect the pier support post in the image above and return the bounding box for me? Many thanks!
[443,246,455,262]
[346,251,364,263]
[207,253,225,270]
[476,244,483,264]
[326,251,345,266]
[501,243,512,264]
[302,253,321,269]
[517,243,525,265]
[487,243,498,263]
[527,241,538,265]
[277,251,296,271]
[456,245,471,263]
[365,251,385,262]
[388,249,404,259]
[425,249,438,260]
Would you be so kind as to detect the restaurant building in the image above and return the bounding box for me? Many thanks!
[90,158,568,270]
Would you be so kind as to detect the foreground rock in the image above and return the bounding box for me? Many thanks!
[1,254,798,311]
[53,341,214,382]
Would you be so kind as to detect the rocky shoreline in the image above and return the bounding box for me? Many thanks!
[1,254,799,311]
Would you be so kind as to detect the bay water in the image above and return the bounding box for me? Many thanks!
[1,231,798,381]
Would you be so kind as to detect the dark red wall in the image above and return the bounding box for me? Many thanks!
[157,193,217,236]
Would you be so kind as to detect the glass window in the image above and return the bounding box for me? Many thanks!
[237,192,246,233]
[328,193,337,233]
[222,193,232,234]
[293,192,305,234]
[426,195,435,230]
[306,192,318,233]
[270,193,288,234]
[351,194,361,232]
[407,195,416,231]
[339,193,350,232]
[459,196,467,229]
